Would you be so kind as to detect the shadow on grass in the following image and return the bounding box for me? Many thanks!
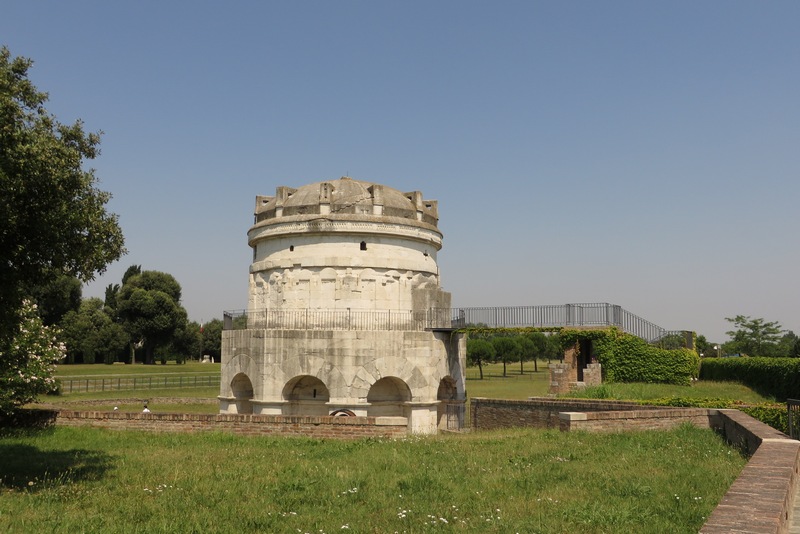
[0,430,114,491]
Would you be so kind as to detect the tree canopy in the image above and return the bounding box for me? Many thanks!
[117,270,187,364]
[724,315,784,357]
[0,46,125,342]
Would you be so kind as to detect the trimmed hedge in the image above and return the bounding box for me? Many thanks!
[561,328,700,385]
[700,357,800,401]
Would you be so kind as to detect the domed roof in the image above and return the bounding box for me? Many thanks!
[253,177,439,229]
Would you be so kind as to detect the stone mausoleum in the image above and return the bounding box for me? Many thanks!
[219,177,466,434]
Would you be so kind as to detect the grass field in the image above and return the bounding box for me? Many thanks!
[0,424,745,533]
[55,361,219,378]
[44,361,772,414]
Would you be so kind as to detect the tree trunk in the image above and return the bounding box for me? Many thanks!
[478,360,484,380]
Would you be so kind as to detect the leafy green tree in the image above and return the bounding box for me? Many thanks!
[104,283,120,314]
[526,331,554,371]
[725,315,784,357]
[60,297,127,364]
[0,301,64,415]
[24,271,82,326]
[171,321,202,364]
[121,265,141,285]
[201,319,223,362]
[696,335,710,357]
[777,331,800,358]
[516,336,535,374]
[466,338,495,380]
[117,271,187,365]
[0,46,125,344]
[491,336,520,377]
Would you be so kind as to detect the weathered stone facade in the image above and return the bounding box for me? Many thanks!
[220,177,466,434]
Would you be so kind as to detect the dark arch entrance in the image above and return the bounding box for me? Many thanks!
[367,377,411,417]
[282,375,330,416]
[230,373,254,414]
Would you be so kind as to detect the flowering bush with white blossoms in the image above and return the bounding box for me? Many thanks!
[0,301,65,416]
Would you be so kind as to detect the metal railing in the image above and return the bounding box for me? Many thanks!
[789,399,800,439]
[59,374,221,394]
[224,303,689,346]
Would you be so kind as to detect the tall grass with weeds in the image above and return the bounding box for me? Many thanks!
[0,425,744,533]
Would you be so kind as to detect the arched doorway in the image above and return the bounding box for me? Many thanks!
[230,373,254,414]
[367,377,411,417]
[282,375,330,415]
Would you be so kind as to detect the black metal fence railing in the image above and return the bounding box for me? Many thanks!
[60,374,221,394]
[223,303,691,347]
[789,399,800,439]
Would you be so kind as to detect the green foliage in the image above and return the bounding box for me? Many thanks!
[201,319,223,361]
[24,272,83,326]
[490,336,520,376]
[465,338,495,379]
[560,328,700,385]
[60,298,129,364]
[171,321,203,364]
[0,46,125,343]
[724,315,784,357]
[740,404,788,434]
[117,271,187,365]
[700,357,800,401]
[0,301,64,415]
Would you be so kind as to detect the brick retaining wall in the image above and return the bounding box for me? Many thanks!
[469,397,651,430]
[470,397,800,534]
[54,410,408,440]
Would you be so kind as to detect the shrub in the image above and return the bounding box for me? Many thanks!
[561,328,700,386]
[0,301,65,415]
[700,357,800,401]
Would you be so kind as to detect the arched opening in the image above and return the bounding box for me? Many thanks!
[360,240,367,251]
[282,375,330,416]
[230,373,254,414]
[437,376,463,430]
[367,377,411,417]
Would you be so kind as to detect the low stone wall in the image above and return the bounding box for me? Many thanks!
[470,397,800,534]
[469,397,652,430]
[54,410,408,440]
[559,407,717,432]
[700,409,799,534]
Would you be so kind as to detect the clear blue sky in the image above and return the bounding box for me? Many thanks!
[3,1,798,343]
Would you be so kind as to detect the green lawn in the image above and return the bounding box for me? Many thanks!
[55,361,219,378]
[0,424,745,533]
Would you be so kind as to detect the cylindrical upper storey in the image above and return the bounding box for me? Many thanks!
[248,177,443,274]
[247,177,448,312]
